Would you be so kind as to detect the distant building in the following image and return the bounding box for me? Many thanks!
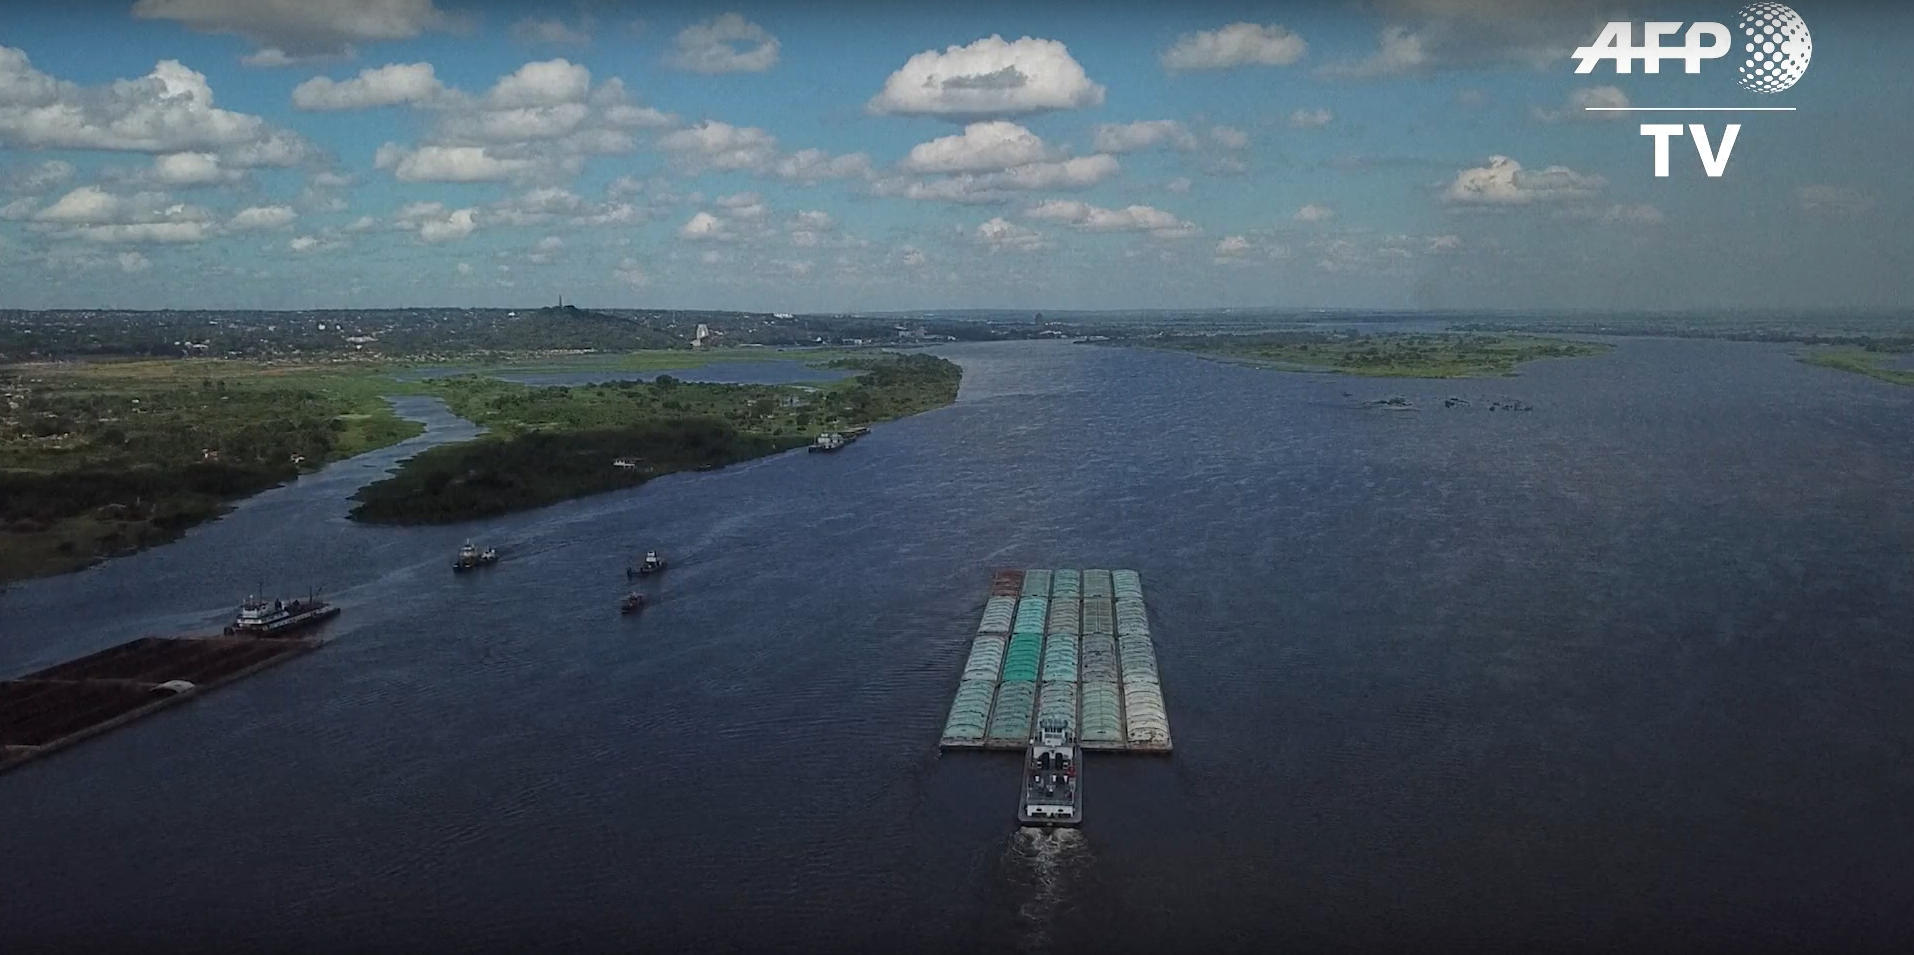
[691,323,710,347]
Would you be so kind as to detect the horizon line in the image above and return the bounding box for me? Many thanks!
[1584,107,1797,112]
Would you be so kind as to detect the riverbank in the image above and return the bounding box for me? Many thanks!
[1144,331,1611,377]
[347,353,962,525]
[1800,349,1914,387]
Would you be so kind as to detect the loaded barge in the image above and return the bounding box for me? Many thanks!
[940,568,1172,754]
[0,633,325,774]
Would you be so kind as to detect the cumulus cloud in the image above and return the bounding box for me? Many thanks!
[288,234,344,253]
[1797,185,1876,216]
[773,149,873,183]
[1289,108,1333,128]
[512,17,592,47]
[1160,23,1307,72]
[487,187,641,227]
[1092,120,1195,154]
[229,204,297,230]
[678,210,729,241]
[28,185,217,243]
[1165,177,1192,194]
[974,216,1047,251]
[872,155,1119,204]
[903,121,1049,173]
[374,143,542,182]
[1025,199,1198,238]
[392,200,478,242]
[1214,235,1251,259]
[1212,234,1288,264]
[1318,26,1429,78]
[130,0,455,60]
[613,256,648,287]
[1209,126,1249,150]
[4,159,75,194]
[1533,85,1628,122]
[118,251,152,272]
[148,151,243,186]
[1294,204,1335,223]
[868,35,1105,121]
[0,48,313,166]
[660,120,779,172]
[667,13,780,73]
[900,246,928,267]
[1442,155,1604,206]
[291,62,445,110]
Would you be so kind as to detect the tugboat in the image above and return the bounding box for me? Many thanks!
[222,591,340,636]
[1017,714,1082,827]
[453,540,500,571]
[628,551,667,578]
[619,591,647,615]
[809,431,847,452]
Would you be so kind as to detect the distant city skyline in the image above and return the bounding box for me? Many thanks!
[0,0,1907,313]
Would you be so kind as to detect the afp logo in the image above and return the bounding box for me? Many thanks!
[1573,3,1813,93]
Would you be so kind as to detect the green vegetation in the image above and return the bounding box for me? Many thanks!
[1149,331,1610,377]
[1800,349,1914,387]
[349,352,963,525]
[0,362,423,583]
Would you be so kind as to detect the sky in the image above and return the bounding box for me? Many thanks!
[0,0,1907,313]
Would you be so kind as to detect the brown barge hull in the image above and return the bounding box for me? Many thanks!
[0,635,323,775]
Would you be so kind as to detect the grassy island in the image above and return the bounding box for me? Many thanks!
[0,362,423,583]
[348,352,962,525]
[1148,331,1610,377]
[1800,349,1914,387]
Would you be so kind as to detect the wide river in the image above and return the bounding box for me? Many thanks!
[3,340,1912,953]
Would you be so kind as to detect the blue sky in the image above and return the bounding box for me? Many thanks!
[0,0,1906,312]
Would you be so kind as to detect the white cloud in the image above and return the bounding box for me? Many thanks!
[392,201,477,242]
[527,234,564,263]
[900,246,927,267]
[489,187,641,227]
[1214,235,1251,259]
[288,234,342,252]
[0,49,313,165]
[659,120,779,172]
[613,256,648,286]
[903,121,1050,173]
[1294,204,1335,223]
[29,185,216,243]
[1426,234,1463,253]
[291,62,445,110]
[150,151,241,186]
[1165,177,1192,194]
[455,261,473,275]
[995,155,1119,190]
[974,216,1047,251]
[4,160,75,194]
[1534,85,1628,123]
[1442,155,1604,206]
[484,59,591,109]
[678,210,729,241]
[1092,120,1195,154]
[129,0,455,59]
[375,143,543,182]
[872,154,1119,204]
[1209,126,1249,150]
[667,13,779,73]
[118,250,152,272]
[229,204,297,230]
[716,191,768,220]
[1289,108,1333,128]
[1797,185,1875,216]
[1160,23,1307,72]
[793,210,835,231]
[868,35,1105,121]
[512,17,592,47]
[1318,26,1429,78]
[774,149,873,182]
[1025,199,1198,238]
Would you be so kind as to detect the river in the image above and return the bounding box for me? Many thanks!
[2,340,1911,953]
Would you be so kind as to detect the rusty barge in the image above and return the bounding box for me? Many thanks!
[0,633,325,775]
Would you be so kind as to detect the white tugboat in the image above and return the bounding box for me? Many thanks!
[223,591,339,636]
[453,540,500,572]
[628,551,667,578]
[1017,714,1082,827]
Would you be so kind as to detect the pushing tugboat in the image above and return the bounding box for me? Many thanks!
[619,591,647,615]
[808,425,870,453]
[628,550,667,578]
[453,540,500,572]
[1017,714,1082,827]
[223,590,340,636]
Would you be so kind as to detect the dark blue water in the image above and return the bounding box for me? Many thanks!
[3,340,1913,954]
[397,357,853,387]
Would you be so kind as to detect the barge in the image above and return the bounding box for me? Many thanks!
[941,568,1172,754]
[0,634,324,775]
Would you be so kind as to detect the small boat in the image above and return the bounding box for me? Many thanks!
[809,432,847,452]
[222,591,340,636]
[1017,714,1082,827]
[453,540,500,571]
[628,551,667,577]
[619,591,646,615]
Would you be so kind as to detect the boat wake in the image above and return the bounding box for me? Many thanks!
[1005,826,1089,953]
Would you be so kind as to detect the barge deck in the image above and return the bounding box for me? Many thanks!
[941,568,1172,754]
[0,634,324,775]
